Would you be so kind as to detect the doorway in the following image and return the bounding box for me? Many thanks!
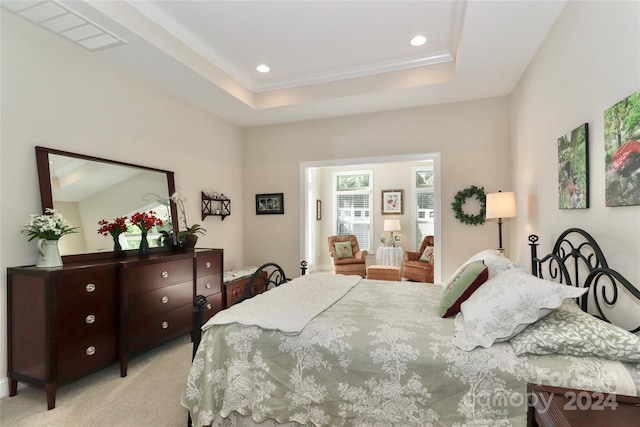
[300,152,441,282]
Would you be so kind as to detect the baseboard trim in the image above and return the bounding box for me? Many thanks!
[0,376,9,398]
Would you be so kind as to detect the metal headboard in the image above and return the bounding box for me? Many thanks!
[529,228,640,333]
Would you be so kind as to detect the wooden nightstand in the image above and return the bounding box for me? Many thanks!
[527,383,640,426]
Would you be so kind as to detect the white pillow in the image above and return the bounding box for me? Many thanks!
[452,269,587,351]
[444,249,516,287]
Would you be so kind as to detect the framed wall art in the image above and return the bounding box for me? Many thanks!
[604,91,640,207]
[255,193,284,215]
[557,122,589,209]
[382,190,403,215]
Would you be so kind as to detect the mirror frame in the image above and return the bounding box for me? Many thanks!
[35,146,179,263]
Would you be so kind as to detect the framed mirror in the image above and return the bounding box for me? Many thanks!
[35,146,179,262]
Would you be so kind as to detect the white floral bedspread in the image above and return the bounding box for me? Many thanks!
[182,279,639,427]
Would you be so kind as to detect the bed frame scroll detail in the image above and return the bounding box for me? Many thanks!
[529,228,640,333]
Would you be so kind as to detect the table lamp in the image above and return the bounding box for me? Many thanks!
[383,219,401,247]
[485,191,517,253]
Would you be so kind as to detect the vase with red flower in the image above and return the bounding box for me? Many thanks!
[131,211,163,258]
[97,216,128,252]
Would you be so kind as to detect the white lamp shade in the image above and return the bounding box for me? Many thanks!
[384,219,401,232]
[486,192,517,219]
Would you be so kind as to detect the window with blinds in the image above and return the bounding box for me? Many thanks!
[415,169,435,251]
[334,171,372,251]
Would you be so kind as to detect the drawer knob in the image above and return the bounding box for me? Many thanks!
[206,303,212,310]
[161,321,169,329]
[85,314,96,324]
[205,283,212,289]
[205,261,212,269]
[86,346,96,356]
[161,296,169,304]
[161,271,169,279]
[85,283,96,293]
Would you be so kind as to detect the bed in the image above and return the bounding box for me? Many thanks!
[182,229,640,426]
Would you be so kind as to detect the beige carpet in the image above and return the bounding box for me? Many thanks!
[1,335,193,427]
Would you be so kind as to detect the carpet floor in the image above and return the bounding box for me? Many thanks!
[1,335,193,427]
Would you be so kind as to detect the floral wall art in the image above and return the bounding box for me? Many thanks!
[604,91,640,207]
[557,123,589,209]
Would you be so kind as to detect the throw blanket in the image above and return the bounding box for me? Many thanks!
[203,273,361,334]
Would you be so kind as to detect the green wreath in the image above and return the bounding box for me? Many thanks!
[451,186,486,226]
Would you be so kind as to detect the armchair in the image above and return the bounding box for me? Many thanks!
[403,235,434,283]
[328,235,368,277]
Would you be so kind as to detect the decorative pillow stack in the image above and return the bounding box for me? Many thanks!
[452,269,587,351]
[334,241,354,259]
[439,260,488,317]
[510,300,640,361]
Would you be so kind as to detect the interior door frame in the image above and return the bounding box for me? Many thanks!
[299,152,441,282]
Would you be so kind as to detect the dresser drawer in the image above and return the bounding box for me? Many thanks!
[57,300,117,343]
[196,251,221,277]
[128,304,192,354]
[196,274,221,296]
[128,281,192,324]
[201,292,223,323]
[125,258,193,295]
[57,329,117,383]
[56,268,118,309]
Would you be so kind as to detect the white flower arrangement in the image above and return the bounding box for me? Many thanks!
[22,208,77,241]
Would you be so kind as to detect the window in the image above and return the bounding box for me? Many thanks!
[414,168,435,251]
[334,170,372,251]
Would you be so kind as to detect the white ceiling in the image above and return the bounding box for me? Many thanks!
[6,0,567,127]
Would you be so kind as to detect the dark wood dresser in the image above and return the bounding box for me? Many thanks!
[7,248,223,409]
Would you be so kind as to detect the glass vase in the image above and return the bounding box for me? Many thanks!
[113,235,122,251]
[138,231,150,258]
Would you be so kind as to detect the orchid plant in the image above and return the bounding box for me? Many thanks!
[170,192,207,239]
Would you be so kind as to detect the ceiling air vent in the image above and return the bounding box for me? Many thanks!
[2,0,126,51]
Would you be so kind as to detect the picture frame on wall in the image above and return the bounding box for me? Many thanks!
[382,190,403,215]
[255,193,284,215]
[557,122,589,209]
[604,91,640,207]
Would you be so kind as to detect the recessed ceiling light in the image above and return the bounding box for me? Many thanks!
[256,64,270,73]
[410,35,427,47]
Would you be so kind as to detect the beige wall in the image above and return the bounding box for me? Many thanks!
[243,97,512,279]
[0,13,244,395]
[510,0,640,283]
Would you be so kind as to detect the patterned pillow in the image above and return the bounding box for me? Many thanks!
[334,241,353,259]
[510,300,640,361]
[452,269,587,351]
[444,249,516,286]
[439,260,488,318]
[419,245,434,262]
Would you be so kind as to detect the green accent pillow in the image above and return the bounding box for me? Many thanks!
[510,300,640,361]
[334,241,354,259]
[419,245,434,262]
[439,260,488,317]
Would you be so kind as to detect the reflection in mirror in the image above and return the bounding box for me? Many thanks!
[36,147,178,259]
